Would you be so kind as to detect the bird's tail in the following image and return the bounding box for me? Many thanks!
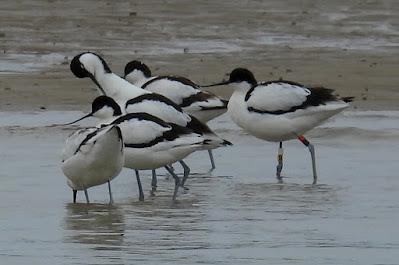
[188,116,232,149]
[341,96,354,103]
[203,138,232,147]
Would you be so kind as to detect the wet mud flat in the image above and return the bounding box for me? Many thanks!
[0,0,399,111]
[1,111,399,264]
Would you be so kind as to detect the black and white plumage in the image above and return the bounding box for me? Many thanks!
[204,68,353,184]
[124,93,231,149]
[70,52,148,108]
[61,124,124,204]
[81,94,230,154]
[70,52,229,169]
[125,93,191,127]
[127,93,232,169]
[110,112,205,170]
[245,80,352,116]
[124,60,228,123]
[124,92,232,170]
[66,96,218,201]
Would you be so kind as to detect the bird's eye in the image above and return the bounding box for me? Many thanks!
[80,63,85,69]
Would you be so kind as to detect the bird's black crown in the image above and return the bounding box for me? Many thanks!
[70,52,111,78]
[124,60,152,78]
[92,96,122,116]
[229,68,257,86]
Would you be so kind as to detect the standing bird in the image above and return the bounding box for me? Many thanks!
[203,68,353,184]
[124,60,228,123]
[65,96,210,201]
[70,52,230,173]
[124,60,229,169]
[61,124,124,204]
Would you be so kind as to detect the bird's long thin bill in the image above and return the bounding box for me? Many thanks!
[62,113,93,125]
[201,80,230,87]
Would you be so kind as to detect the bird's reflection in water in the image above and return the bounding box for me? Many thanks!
[63,203,125,250]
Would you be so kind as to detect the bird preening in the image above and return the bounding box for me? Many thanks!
[61,52,353,204]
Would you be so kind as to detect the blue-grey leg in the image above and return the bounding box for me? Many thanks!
[308,144,317,184]
[297,135,318,184]
[208,150,216,170]
[73,190,77,203]
[84,188,89,204]
[164,165,181,201]
[179,160,190,190]
[151,169,157,196]
[135,170,144,201]
[165,164,175,180]
[108,180,114,205]
[276,142,284,183]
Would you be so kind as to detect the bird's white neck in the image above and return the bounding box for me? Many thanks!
[96,72,148,104]
[230,82,252,94]
[227,82,254,123]
[125,71,150,87]
[94,106,117,121]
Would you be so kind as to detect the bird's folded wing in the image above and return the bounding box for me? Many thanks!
[245,81,311,114]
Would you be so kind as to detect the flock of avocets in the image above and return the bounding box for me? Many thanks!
[60,52,353,204]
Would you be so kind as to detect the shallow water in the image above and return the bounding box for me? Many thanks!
[1,111,399,264]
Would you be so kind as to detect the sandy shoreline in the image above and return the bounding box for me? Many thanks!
[0,0,398,111]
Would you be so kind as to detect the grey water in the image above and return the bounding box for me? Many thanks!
[1,111,399,264]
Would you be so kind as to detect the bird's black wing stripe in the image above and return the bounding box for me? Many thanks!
[124,123,194,148]
[247,81,345,115]
[245,80,306,102]
[141,75,200,89]
[125,94,183,113]
[180,91,228,110]
[111,112,171,128]
[141,76,227,110]
[124,137,164,148]
[74,128,100,155]
[199,99,229,110]
[186,116,213,135]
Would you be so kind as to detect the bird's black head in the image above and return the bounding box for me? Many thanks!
[201,67,257,88]
[92,96,122,116]
[70,52,112,79]
[70,52,90,78]
[124,60,152,78]
[63,96,121,125]
[228,68,257,86]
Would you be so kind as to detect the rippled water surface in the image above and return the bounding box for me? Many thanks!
[1,111,399,264]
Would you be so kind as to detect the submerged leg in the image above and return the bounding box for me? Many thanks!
[179,160,190,190]
[108,180,114,205]
[276,142,284,182]
[151,169,157,196]
[297,135,318,184]
[208,150,216,170]
[164,165,181,201]
[135,170,145,201]
[73,190,77,203]
[83,188,90,204]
